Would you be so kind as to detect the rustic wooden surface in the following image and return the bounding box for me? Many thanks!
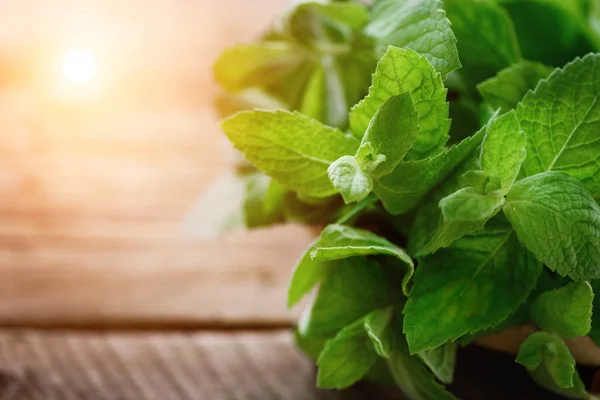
[0,0,319,328]
[0,330,401,400]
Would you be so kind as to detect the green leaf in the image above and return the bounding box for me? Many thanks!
[517,54,600,196]
[222,110,360,198]
[530,281,594,339]
[417,342,457,385]
[404,218,542,353]
[439,188,505,222]
[213,43,304,92]
[387,311,458,400]
[374,127,486,215]
[498,0,597,67]
[294,1,370,30]
[294,328,327,362]
[350,46,450,159]
[244,174,287,228]
[516,332,588,399]
[590,280,600,346]
[287,224,414,308]
[445,0,521,84]
[408,110,519,256]
[480,109,526,192]
[504,172,600,280]
[316,319,379,389]
[365,0,461,79]
[477,60,553,112]
[328,155,374,203]
[301,257,401,336]
[358,93,420,176]
[408,151,486,256]
[364,308,394,358]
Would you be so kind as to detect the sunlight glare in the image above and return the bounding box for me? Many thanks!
[63,50,97,83]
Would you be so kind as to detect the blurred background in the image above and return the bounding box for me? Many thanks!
[0,0,312,328]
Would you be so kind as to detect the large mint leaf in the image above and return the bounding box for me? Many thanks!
[316,319,379,389]
[349,47,450,159]
[288,224,413,307]
[477,61,553,112]
[302,257,400,336]
[387,310,458,400]
[364,0,460,79]
[222,110,360,198]
[530,281,593,339]
[517,54,600,196]
[504,172,600,280]
[445,0,521,84]
[404,218,542,353]
[480,109,526,192]
[516,332,588,399]
[374,127,485,216]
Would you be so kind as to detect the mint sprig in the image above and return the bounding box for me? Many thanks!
[212,0,600,398]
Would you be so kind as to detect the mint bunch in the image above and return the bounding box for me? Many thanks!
[212,0,600,398]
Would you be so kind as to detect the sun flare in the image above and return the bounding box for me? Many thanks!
[63,50,97,83]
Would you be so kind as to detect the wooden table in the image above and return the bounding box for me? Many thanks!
[0,1,596,399]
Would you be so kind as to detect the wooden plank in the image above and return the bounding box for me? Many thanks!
[0,330,401,400]
[0,0,317,326]
[0,225,314,328]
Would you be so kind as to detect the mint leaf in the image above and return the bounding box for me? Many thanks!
[288,224,414,308]
[316,319,379,389]
[530,281,594,339]
[477,61,553,112]
[404,218,542,353]
[408,151,487,257]
[445,0,521,84]
[374,127,486,215]
[222,110,360,198]
[387,311,458,400]
[358,93,420,176]
[516,332,588,399]
[410,109,528,256]
[517,54,600,196]
[294,328,327,362]
[365,0,461,79]
[290,1,370,31]
[364,308,394,358]
[350,46,450,159]
[213,43,304,92]
[439,188,505,222]
[418,342,457,385]
[328,156,373,203]
[480,109,526,192]
[499,0,596,67]
[244,174,287,228]
[504,172,600,280]
[329,93,420,203]
[302,257,400,336]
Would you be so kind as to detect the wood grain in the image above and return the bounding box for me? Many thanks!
[0,330,400,400]
[0,0,321,327]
